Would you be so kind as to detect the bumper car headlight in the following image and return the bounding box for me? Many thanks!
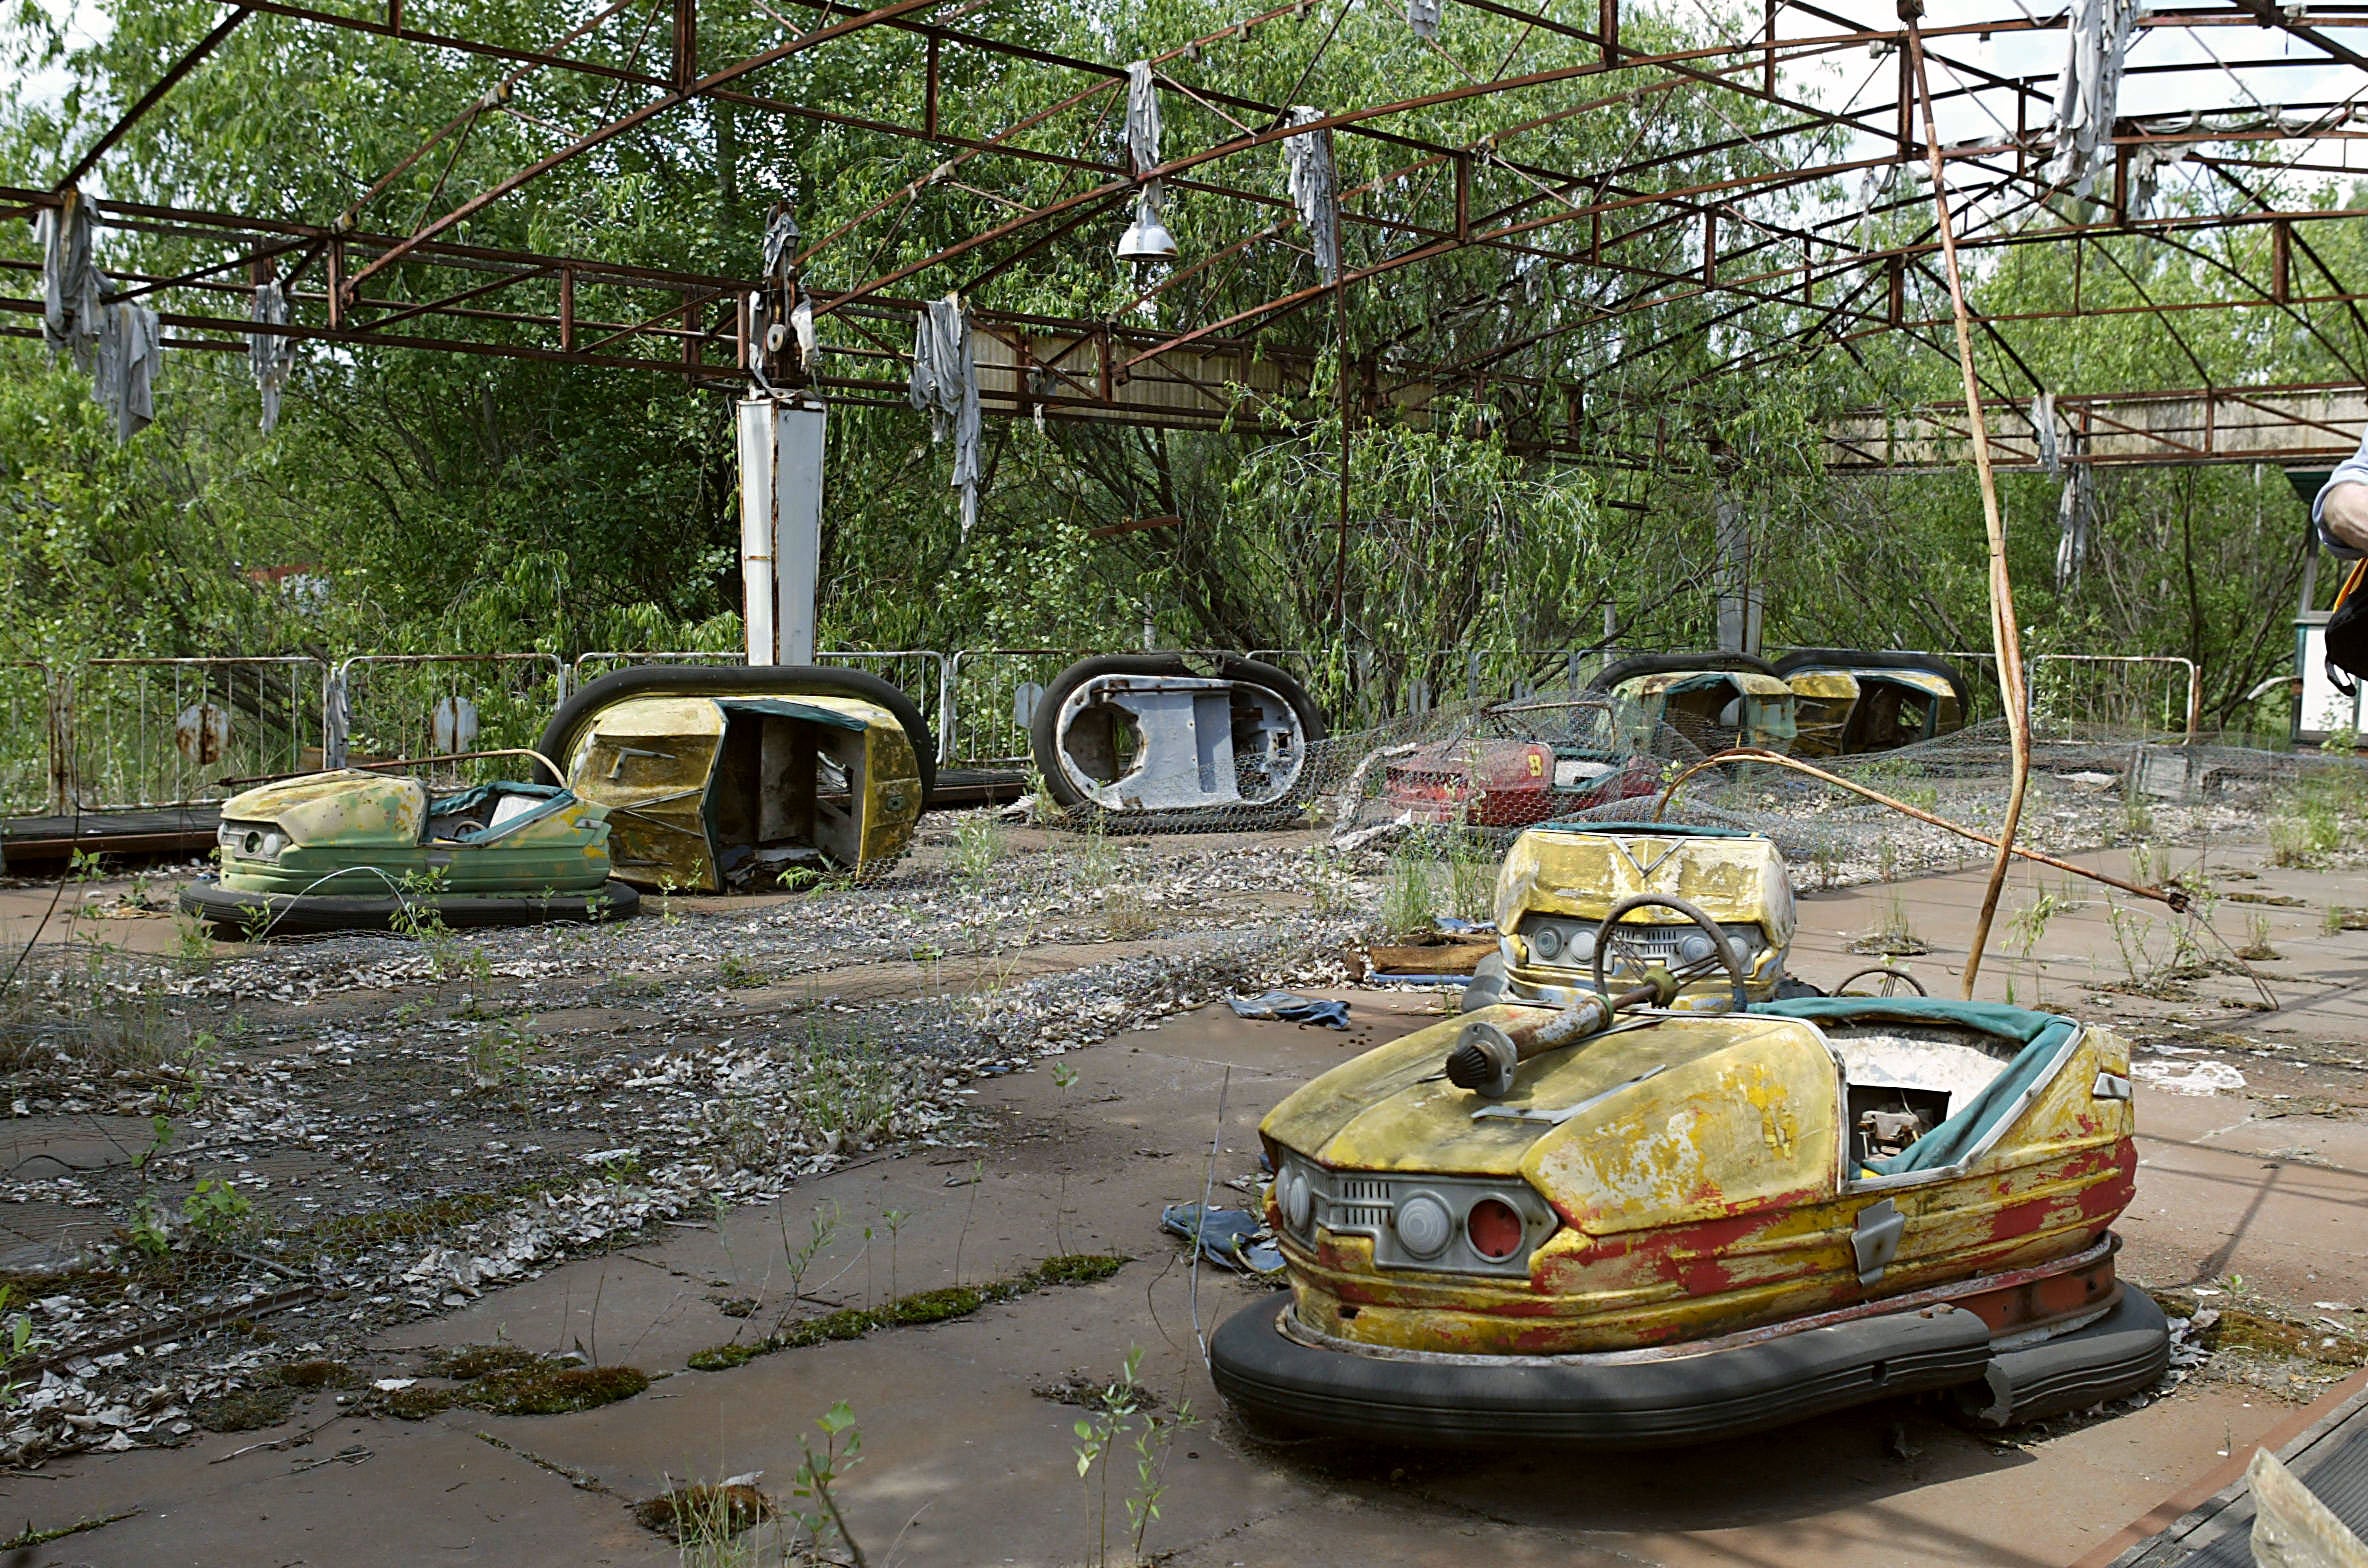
[218,820,291,863]
[1393,1192,1453,1258]
[1277,1164,1313,1235]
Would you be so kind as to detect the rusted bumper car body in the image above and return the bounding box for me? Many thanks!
[1591,654,1799,755]
[1210,823,2165,1446]
[538,665,931,892]
[1029,654,1324,817]
[1381,697,1662,829]
[182,768,637,933]
[1775,650,1970,757]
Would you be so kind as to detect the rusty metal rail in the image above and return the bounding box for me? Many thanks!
[1652,746,2190,911]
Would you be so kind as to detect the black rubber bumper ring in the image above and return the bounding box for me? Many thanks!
[1209,1295,1995,1448]
[180,876,640,935]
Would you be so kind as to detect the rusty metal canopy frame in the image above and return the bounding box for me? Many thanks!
[12,0,2368,462]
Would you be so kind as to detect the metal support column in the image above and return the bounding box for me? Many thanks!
[1714,490,1761,655]
[737,394,827,665]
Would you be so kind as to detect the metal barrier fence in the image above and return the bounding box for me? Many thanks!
[0,662,63,817]
[947,649,1091,768]
[569,650,954,765]
[9,642,2218,822]
[70,656,329,810]
[333,654,568,781]
[2031,654,2201,741]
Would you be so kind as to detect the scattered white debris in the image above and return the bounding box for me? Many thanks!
[2131,1059,2247,1095]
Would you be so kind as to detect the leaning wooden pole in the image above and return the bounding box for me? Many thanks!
[1900,0,2032,999]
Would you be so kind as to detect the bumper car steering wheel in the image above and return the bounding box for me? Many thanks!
[1590,893,1750,1013]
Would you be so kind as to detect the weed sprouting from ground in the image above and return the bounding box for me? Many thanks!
[1379,844,1440,937]
[950,813,1007,890]
[719,955,768,989]
[1070,1346,1196,1568]
[2236,913,2280,962]
[1446,827,1496,925]
[1304,846,1357,919]
[2007,887,2067,1006]
[638,1481,775,1554]
[0,933,189,1080]
[2265,765,2368,867]
[1849,888,1928,957]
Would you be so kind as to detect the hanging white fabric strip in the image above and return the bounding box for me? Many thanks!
[2046,0,2142,198]
[1283,106,1339,284]
[908,293,982,534]
[1125,61,1167,239]
[36,190,105,372]
[249,281,296,433]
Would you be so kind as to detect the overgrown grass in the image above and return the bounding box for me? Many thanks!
[0,940,189,1080]
[950,813,1007,890]
[2266,765,2368,867]
[687,1253,1128,1371]
[635,1482,774,1545]
[1378,845,1440,937]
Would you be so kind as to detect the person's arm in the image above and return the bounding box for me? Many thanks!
[2316,429,2368,559]
[2324,480,2368,556]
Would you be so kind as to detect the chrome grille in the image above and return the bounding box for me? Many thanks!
[1324,1176,1392,1234]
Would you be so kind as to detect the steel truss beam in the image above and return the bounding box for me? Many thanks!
[18,0,2368,462]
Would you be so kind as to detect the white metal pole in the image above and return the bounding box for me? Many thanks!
[736,394,826,665]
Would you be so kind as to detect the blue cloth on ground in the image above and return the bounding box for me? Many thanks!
[1159,1202,1283,1274]
[1228,991,1350,1030]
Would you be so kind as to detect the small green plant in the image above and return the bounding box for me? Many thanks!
[1073,818,1118,890]
[2237,913,2280,962]
[1304,845,1357,919]
[171,912,213,969]
[2122,787,2156,842]
[776,1201,841,1329]
[718,954,767,989]
[181,1176,254,1247]
[2007,887,2066,1006]
[1070,1347,1193,1568]
[882,1208,909,1298]
[657,874,683,926]
[236,897,275,945]
[0,1286,36,1408]
[950,812,1007,890]
[1101,887,1155,940]
[1026,765,1062,825]
[466,1018,535,1092]
[1050,1061,1079,1090]
[126,1193,171,1258]
[787,1400,866,1565]
[1850,888,1927,957]
[635,1479,773,1558]
[1446,826,1496,924]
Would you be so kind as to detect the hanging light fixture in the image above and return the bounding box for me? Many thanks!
[1116,189,1177,262]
